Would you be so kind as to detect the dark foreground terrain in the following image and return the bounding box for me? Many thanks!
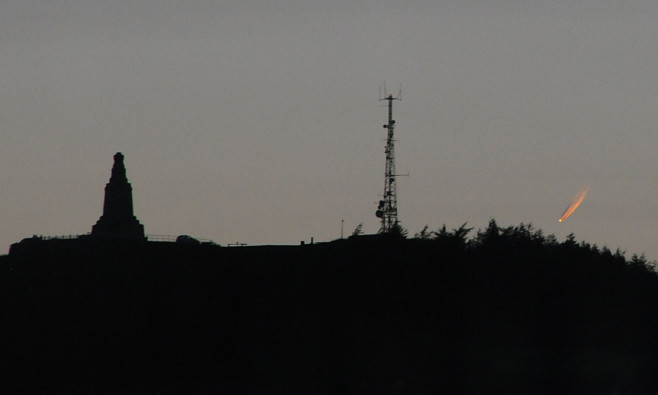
[2,223,658,393]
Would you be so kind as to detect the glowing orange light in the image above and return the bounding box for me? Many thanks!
[558,187,589,223]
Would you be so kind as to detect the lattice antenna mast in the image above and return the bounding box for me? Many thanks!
[376,87,401,233]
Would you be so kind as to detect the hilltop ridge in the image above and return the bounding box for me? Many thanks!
[1,223,658,393]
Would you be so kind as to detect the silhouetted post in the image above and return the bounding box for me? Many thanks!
[91,152,145,240]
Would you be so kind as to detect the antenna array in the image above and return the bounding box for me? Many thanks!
[375,88,401,233]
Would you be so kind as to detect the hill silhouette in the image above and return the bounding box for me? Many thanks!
[1,221,658,393]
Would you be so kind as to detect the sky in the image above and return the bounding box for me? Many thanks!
[2,0,658,258]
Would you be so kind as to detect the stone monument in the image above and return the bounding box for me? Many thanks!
[91,152,145,240]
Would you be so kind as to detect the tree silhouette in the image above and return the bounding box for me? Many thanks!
[414,225,432,239]
[350,222,363,237]
[388,222,408,238]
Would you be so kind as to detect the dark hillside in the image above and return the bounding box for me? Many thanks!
[2,225,658,393]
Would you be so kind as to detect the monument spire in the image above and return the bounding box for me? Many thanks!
[91,152,145,239]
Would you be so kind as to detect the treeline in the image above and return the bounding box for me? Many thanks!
[1,222,657,393]
[414,219,652,268]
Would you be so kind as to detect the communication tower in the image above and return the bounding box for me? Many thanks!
[375,88,401,233]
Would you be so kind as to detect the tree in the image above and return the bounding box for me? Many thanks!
[388,223,408,238]
[351,223,363,237]
[414,225,433,240]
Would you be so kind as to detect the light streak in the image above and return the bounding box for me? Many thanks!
[558,187,589,223]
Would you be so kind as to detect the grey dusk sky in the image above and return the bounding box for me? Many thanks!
[2,1,658,258]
